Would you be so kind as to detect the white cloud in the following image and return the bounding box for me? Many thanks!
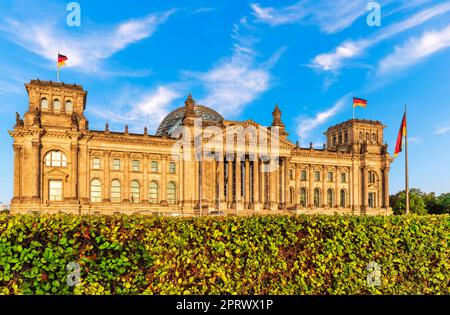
[89,85,182,133]
[435,125,450,135]
[311,2,450,71]
[251,0,367,34]
[377,24,450,74]
[187,17,284,117]
[0,10,175,74]
[296,94,350,144]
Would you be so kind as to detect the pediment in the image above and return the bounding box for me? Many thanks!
[44,167,69,177]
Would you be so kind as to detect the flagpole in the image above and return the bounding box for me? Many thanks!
[404,105,409,215]
[57,51,60,82]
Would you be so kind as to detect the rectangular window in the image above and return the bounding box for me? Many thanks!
[151,161,158,173]
[328,172,334,182]
[169,162,176,174]
[289,169,293,180]
[368,193,376,208]
[314,171,321,182]
[92,158,101,170]
[301,170,307,181]
[49,180,62,201]
[112,159,121,171]
[341,172,347,183]
[132,160,140,172]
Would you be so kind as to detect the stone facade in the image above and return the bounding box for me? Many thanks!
[9,80,393,216]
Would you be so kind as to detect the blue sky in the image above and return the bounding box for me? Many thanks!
[0,0,450,204]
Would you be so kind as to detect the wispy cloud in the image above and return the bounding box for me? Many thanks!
[435,125,450,135]
[377,24,450,74]
[193,7,215,14]
[311,2,450,71]
[0,10,175,75]
[408,137,422,144]
[251,0,369,34]
[186,17,285,117]
[89,85,182,133]
[296,94,350,144]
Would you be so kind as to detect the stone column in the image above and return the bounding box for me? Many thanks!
[383,167,390,208]
[269,158,277,210]
[12,145,22,203]
[245,157,250,209]
[218,160,225,210]
[227,159,233,207]
[260,161,266,208]
[284,158,290,208]
[160,156,167,206]
[235,155,242,210]
[103,150,110,202]
[252,157,260,210]
[31,141,40,202]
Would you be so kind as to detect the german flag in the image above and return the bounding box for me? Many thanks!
[353,97,367,108]
[57,53,68,67]
[394,112,407,157]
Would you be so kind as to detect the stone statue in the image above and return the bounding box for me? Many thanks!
[71,112,78,129]
[15,112,24,127]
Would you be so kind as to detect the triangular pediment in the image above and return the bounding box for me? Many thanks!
[44,167,69,177]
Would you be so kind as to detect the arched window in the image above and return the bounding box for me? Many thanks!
[111,180,121,203]
[340,189,346,207]
[289,187,294,204]
[359,132,363,140]
[344,131,348,143]
[53,99,61,111]
[149,181,159,204]
[365,132,369,141]
[327,189,334,207]
[130,180,140,204]
[300,188,307,207]
[368,171,376,184]
[314,188,321,207]
[372,133,377,142]
[45,150,67,167]
[90,179,101,203]
[41,97,48,109]
[65,100,73,113]
[167,182,176,205]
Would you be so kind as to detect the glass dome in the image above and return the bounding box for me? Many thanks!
[156,105,224,136]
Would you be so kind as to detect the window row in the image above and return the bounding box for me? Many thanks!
[298,188,348,208]
[299,170,348,183]
[92,179,177,204]
[40,97,73,113]
[359,131,378,143]
[92,158,176,173]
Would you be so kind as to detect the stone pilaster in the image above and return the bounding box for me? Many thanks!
[103,150,110,202]
[31,141,40,202]
[12,144,22,203]
[123,152,130,203]
[160,156,168,206]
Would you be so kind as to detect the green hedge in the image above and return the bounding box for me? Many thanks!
[0,214,448,295]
